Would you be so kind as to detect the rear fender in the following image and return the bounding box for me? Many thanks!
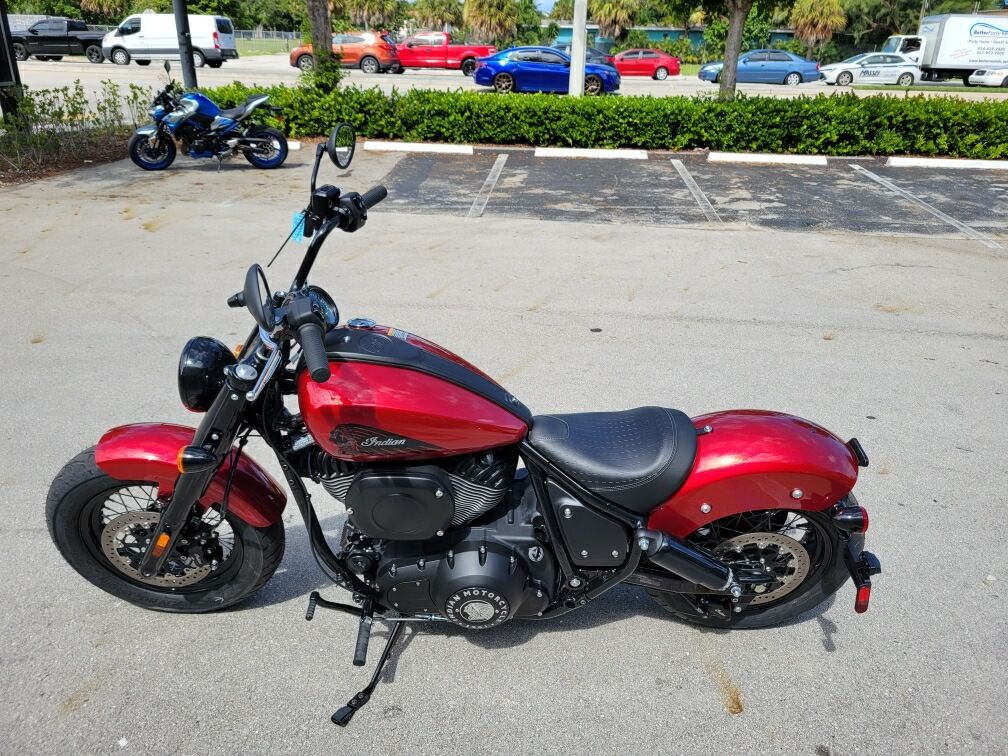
[95,423,286,527]
[647,410,858,539]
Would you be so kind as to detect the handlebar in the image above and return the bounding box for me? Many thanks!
[297,320,330,383]
[360,185,388,210]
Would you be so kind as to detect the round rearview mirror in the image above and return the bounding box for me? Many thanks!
[243,264,274,331]
[327,123,355,169]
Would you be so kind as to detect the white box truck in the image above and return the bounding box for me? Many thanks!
[881,14,1008,84]
[101,12,238,68]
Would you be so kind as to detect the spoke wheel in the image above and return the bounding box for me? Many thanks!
[493,72,514,93]
[784,72,802,85]
[836,71,852,86]
[584,74,603,95]
[647,508,853,629]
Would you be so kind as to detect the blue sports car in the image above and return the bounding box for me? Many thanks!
[698,49,821,85]
[473,46,620,95]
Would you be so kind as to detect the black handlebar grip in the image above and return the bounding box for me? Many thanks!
[353,616,372,667]
[360,185,388,210]
[297,321,331,382]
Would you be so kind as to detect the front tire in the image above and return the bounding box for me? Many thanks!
[110,47,130,65]
[128,131,176,170]
[836,70,853,86]
[85,44,104,63]
[648,509,852,629]
[584,74,603,95]
[296,54,314,71]
[13,42,29,61]
[243,126,288,169]
[47,448,285,613]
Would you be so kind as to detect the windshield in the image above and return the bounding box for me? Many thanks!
[881,37,900,53]
[841,53,870,64]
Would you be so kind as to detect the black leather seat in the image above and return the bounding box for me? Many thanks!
[528,407,697,515]
[219,95,267,121]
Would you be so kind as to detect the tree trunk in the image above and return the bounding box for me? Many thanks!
[719,0,754,100]
[306,0,333,68]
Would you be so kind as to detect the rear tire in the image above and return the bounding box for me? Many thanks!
[654,66,669,80]
[647,509,853,629]
[136,59,151,66]
[207,60,223,69]
[962,73,975,87]
[192,50,206,68]
[493,72,515,93]
[460,58,476,76]
[85,44,104,63]
[1002,76,1008,88]
[13,42,28,61]
[243,126,288,169]
[897,72,914,86]
[47,448,285,613]
[784,71,802,85]
[360,55,379,74]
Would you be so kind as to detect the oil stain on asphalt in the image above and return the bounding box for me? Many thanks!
[704,657,744,715]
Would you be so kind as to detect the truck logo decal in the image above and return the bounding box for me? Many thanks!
[970,22,1008,39]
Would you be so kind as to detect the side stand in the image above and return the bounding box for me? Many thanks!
[331,621,404,727]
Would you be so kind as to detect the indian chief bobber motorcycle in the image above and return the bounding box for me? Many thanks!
[47,125,881,727]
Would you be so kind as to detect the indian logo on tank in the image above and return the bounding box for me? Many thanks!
[329,424,440,456]
[445,587,510,629]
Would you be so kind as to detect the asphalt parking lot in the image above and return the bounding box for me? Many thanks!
[1,147,1006,754]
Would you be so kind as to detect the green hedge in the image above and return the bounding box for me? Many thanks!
[204,83,1008,158]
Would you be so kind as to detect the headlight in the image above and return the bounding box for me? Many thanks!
[178,337,236,412]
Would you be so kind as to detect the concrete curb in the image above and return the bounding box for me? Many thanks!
[533,147,649,160]
[363,140,473,155]
[708,152,828,166]
[885,156,1008,170]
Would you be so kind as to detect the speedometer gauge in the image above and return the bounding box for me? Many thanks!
[305,286,339,328]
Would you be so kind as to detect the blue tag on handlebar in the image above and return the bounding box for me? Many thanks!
[291,211,309,243]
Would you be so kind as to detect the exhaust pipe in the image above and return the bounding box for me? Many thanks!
[636,528,732,591]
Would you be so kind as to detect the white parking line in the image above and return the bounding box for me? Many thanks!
[849,163,1003,250]
[363,141,474,155]
[708,152,828,166]
[533,147,648,160]
[671,159,721,223]
[885,157,1008,170]
[467,154,508,220]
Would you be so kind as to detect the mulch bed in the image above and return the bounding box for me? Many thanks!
[0,133,127,187]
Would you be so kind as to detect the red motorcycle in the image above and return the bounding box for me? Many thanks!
[47,126,880,726]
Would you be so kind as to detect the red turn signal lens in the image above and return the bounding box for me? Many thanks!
[859,506,870,533]
[855,584,871,613]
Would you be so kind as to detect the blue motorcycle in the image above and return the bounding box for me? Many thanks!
[128,63,288,171]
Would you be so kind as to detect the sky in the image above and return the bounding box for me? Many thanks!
[536,0,557,12]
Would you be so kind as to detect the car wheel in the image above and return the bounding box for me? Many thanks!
[136,60,151,66]
[85,44,104,63]
[360,56,379,74]
[654,66,669,81]
[897,72,914,86]
[192,50,206,68]
[461,58,476,76]
[784,72,802,85]
[111,47,130,65]
[584,74,603,95]
[1001,76,1008,88]
[836,71,853,86]
[493,72,515,93]
[296,54,314,71]
[13,42,28,61]
[207,61,223,68]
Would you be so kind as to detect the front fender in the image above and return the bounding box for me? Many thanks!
[647,410,858,538]
[95,423,286,527]
[134,124,158,137]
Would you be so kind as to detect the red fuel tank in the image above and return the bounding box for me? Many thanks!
[298,325,530,462]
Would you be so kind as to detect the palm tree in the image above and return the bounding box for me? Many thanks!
[413,0,464,30]
[549,0,575,21]
[588,0,640,40]
[463,0,517,43]
[346,0,398,28]
[790,0,846,58]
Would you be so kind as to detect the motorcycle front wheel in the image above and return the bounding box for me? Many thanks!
[47,448,285,613]
[128,132,176,171]
[243,126,288,169]
[647,509,853,629]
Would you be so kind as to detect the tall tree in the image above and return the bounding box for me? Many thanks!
[412,0,463,30]
[588,0,639,39]
[548,0,574,20]
[463,0,517,42]
[790,0,845,58]
[700,0,775,100]
[346,0,397,27]
[306,0,335,70]
[840,0,917,45]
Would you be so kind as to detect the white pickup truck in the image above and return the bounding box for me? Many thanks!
[881,13,1008,85]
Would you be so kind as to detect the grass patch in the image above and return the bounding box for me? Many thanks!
[235,38,298,57]
[851,84,1006,94]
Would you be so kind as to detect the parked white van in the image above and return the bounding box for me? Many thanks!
[102,12,238,68]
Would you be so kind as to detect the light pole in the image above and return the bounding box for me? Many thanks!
[568,0,588,96]
[172,0,198,89]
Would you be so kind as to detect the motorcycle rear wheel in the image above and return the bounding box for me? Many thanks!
[47,447,285,613]
[243,126,288,169]
[647,509,853,629]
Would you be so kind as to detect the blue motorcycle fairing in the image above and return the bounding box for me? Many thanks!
[184,91,222,119]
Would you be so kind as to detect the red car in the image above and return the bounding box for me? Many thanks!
[613,49,681,80]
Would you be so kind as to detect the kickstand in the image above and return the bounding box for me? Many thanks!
[331,621,404,727]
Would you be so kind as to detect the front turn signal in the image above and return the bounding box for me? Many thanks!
[176,445,218,474]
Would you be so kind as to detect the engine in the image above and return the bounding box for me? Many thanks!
[301,447,557,629]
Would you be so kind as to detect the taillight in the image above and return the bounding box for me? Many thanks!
[213,30,220,49]
[854,584,871,613]
[832,505,869,533]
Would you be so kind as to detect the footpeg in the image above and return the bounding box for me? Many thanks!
[353,614,372,667]
[331,621,404,728]
[305,591,319,621]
